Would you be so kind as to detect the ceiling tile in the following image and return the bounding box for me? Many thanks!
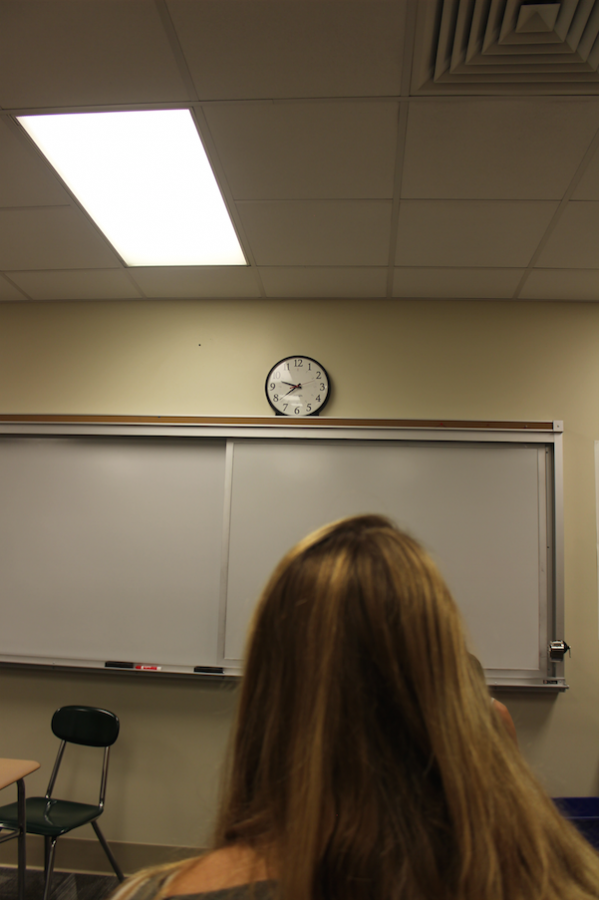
[204,101,399,200]
[392,267,525,299]
[168,1,404,99]
[535,202,599,267]
[520,268,599,300]
[0,119,70,206]
[571,147,599,199]
[395,200,558,267]
[402,100,599,199]
[129,267,261,299]
[260,267,387,298]
[0,208,121,270]
[0,275,28,302]
[238,201,392,266]
[7,269,142,301]
[0,1,187,108]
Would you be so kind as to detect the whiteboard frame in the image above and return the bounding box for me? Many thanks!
[0,419,565,690]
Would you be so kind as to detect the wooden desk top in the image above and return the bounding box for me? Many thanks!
[0,759,40,791]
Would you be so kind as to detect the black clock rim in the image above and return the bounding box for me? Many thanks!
[265,356,331,417]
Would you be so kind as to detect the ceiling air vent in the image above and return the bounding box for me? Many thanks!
[411,0,599,94]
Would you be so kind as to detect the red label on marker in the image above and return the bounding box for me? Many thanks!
[135,664,161,671]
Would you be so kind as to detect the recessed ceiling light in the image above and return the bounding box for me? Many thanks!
[18,109,246,267]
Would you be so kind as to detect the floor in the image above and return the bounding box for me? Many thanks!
[0,867,119,900]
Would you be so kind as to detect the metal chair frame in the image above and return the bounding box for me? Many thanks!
[41,733,124,896]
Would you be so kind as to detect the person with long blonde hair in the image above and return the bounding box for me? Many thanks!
[112,514,599,900]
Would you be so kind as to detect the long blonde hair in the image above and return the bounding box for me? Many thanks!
[116,515,599,900]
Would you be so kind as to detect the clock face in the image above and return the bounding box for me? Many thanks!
[265,356,330,417]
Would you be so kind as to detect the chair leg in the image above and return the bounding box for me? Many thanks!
[43,836,52,879]
[42,838,57,900]
[92,819,124,882]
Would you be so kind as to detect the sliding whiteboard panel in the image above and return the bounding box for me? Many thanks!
[224,440,546,674]
[0,437,225,668]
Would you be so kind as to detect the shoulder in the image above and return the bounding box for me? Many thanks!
[110,846,273,900]
[165,846,273,897]
[172,886,275,900]
[110,868,177,900]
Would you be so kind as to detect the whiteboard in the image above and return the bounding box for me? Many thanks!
[225,440,545,672]
[0,437,225,667]
[0,422,562,688]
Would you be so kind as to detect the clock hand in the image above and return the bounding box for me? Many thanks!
[283,384,302,396]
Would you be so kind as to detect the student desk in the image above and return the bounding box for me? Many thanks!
[0,758,40,900]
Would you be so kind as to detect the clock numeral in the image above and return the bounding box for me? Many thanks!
[315,395,321,403]
[316,371,321,378]
[283,403,288,411]
[295,359,303,367]
[320,383,326,391]
[273,394,279,402]
[307,404,312,412]
[274,370,280,379]
[284,362,290,370]
[307,363,312,370]
[294,408,300,414]
[269,382,275,391]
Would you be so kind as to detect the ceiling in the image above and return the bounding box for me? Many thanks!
[2,0,599,303]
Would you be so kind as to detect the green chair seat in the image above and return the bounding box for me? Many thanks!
[0,797,103,837]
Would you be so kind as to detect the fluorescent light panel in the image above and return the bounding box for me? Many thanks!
[18,110,246,266]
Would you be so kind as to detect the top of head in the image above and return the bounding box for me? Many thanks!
[244,514,467,729]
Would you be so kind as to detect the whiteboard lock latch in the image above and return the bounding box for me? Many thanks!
[549,640,570,661]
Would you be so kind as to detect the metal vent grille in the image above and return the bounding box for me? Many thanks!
[412,0,599,94]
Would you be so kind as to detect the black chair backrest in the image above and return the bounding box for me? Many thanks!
[51,706,119,747]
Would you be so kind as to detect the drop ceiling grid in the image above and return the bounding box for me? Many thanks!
[392,93,599,301]
[2,1,599,301]
[3,92,599,300]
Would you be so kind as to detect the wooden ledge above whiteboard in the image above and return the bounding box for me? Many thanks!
[0,415,560,431]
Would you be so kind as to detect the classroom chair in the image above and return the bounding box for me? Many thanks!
[0,706,124,900]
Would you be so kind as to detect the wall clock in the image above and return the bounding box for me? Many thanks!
[265,356,330,416]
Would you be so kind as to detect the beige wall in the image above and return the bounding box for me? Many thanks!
[1,297,599,854]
